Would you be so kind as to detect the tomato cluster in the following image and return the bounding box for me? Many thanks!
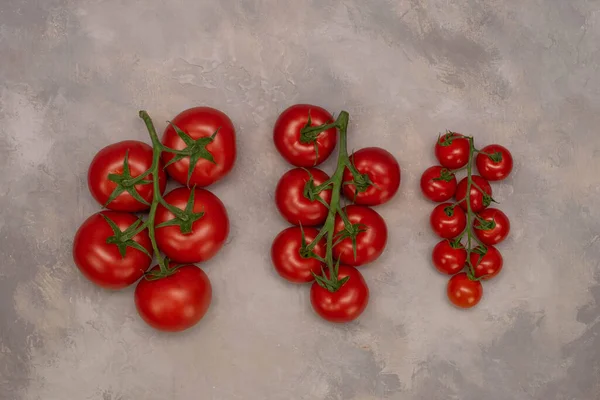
[270,104,401,323]
[420,132,513,308]
[73,107,235,332]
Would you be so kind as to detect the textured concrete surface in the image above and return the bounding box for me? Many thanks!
[1,0,599,399]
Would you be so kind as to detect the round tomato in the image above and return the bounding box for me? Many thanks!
[271,226,326,283]
[430,203,466,239]
[273,104,337,167]
[135,265,212,332]
[88,140,167,212]
[435,132,470,169]
[154,187,229,263]
[470,245,503,280]
[474,208,510,245]
[310,265,369,323]
[420,165,457,202]
[72,211,152,289]
[161,107,236,187]
[275,168,332,226]
[342,147,401,206]
[332,205,388,266]
[455,175,493,212]
[432,239,467,275]
[447,272,483,309]
[476,144,513,181]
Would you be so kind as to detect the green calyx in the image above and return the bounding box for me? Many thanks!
[298,110,338,165]
[104,150,152,207]
[301,169,330,209]
[437,130,460,146]
[432,168,455,182]
[475,217,496,231]
[143,261,183,280]
[488,151,503,163]
[311,258,349,292]
[156,188,205,234]
[101,213,151,259]
[333,221,367,262]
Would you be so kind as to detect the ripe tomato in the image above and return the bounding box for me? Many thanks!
[342,147,401,206]
[420,166,457,202]
[476,144,513,181]
[432,240,467,275]
[88,140,167,212]
[332,205,388,266]
[429,203,466,239]
[474,208,510,245]
[275,168,332,226]
[435,132,470,169]
[161,107,236,187]
[72,211,152,289]
[154,187,229,263]
[455,175,492,212]
[310,265,369,323]
[447,272,483,309]
[135,265,212,332]
[273,104,337,167]
[271,226,326,283]
[470,245,503,280]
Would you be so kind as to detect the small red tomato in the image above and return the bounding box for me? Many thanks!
[435,132,470,169]
[470,245,503,280]
[455,175,493,213]
[420,166,457,202]
[429,203,466,239]
[342,147,401,206]
[432,239,467,275]
[447,272,483,309]
[476,144,513,181]
[474,208,510,245]
[271,226,326,283]
[275,168,332,226]
[310,265,369,323]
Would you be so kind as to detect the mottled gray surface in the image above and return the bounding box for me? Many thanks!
[1,0,599,399]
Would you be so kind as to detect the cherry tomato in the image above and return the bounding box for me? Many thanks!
[310,265,369,323]
[429,203,466,239]
[342,147,401,206]
[154,187,229,263]
[432,240,467,275]
[420,166,457,202]
[332,205,388,266]
[471,245,503,280]
[447,272,483,309]
[474,208,510,245]
[435,132,470,169]
[72,211,152,289]
[271,226,326,283]
[455,175,493,213]
[161,107,236,187]
[88,140,167,212]
[275,168,332,226]
[134,265,212,332]
[273,104,337,167]
[476,144,513,181]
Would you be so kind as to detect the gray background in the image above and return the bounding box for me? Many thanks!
[1,0,599,399]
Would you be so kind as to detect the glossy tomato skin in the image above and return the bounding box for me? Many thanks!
[271,227,326,283]
[332,205,388,266]
[435,132,470,169]
[471,246,503,280]
[474,208,510,245]
[275,168,332,226]
[88,140,167,212]
[72,211,152,289]
[310,265,369,323]
[342,147,401,206]
[420,166,457,202]
[273,104,337,167]
[476,144,513,181]
[447,272,483,309]
[430,203,467,239]
[135,265,212,332]
[154,187,229,263]
[432,240,467,275]
[161,107,236,187]
[455,175,492,213]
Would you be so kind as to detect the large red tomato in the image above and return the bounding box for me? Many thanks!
[271,226,326,283]
[473,208,510,245]
[470,245,503,280]
[435,132,470,169]
[455,175,493,213]
[432,239,466,275]
[447,272,483,309]
[476,144,513,181]
[420,165,457,202]
[429,203,467,239]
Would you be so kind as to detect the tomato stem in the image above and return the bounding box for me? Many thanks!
[463,136,483,277]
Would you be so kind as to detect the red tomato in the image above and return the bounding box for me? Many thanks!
[455,175,493,212]
[435,132,470,169]
[72,211,152,289]
[135,265,212,332]
[154,187,229,263]
[429,203,466,239]
[88,140,167,212]
[273,104,337,167]
[275,168,332,226]
[271,226,326,283]
[470,245,503,280]
[432,240,467,275]
[332,205,388,266]
[342,147,401,206]
[420,166,457,202]
[161,107,236,187]
[310,265,369,323]
[447,272,483,309]
[476,144,513,181]
[474,208,510,245]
